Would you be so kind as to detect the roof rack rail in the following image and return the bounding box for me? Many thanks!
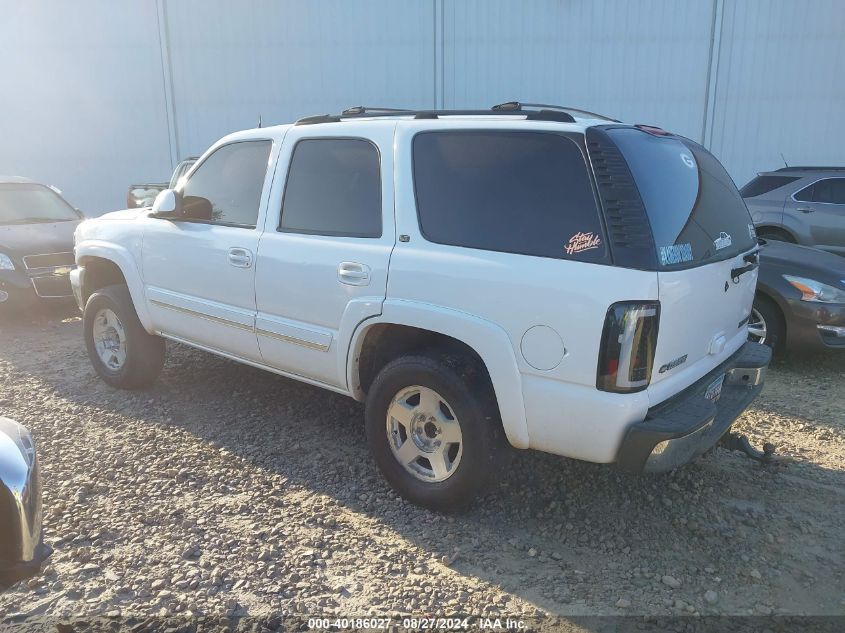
[775,166,845,172]
[492,101,620,122]
[294,105,581,125]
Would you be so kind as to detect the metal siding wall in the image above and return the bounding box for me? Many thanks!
[162,0,436,159]
[442,0,717,141]
[0,1,843,214]
[708,0,845,187]
[0,1,172,215]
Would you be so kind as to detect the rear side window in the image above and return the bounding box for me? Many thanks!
[795,178,845,204]
[739,175,800,198]
[607,128,755,268]
[280,138,382,237]
[413,131,607,262]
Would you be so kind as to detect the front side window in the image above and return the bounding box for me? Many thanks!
[412,131,607,262]
[797,177,845,205]
[0,184,78,225]
[280,138,382,237]
[180,140,271,227]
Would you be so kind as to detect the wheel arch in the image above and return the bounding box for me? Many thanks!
[76,241,152,331]
[346,301,529,449]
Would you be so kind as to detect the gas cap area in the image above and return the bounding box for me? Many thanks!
[520,325,566,370]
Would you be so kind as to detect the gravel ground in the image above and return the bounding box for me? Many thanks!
[0,305,843,627]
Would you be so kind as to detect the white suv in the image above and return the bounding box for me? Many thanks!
[72,104,771,510]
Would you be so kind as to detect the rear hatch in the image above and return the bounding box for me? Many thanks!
[603,128,758,404]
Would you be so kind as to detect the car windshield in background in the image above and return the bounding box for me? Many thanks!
[607,128,755,268]
[0,184,78,225]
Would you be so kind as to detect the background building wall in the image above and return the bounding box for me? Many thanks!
[0,0,843,214]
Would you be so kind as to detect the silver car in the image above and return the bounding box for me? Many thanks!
[0,417,50,590]
[741,167,845,256]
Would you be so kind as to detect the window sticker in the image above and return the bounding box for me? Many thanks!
[680,152,695,169]
[714,231,733,251]
[564,231,602,255]
[659,243,693,266]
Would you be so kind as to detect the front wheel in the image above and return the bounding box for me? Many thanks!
[365,353,506,511]
[83,284,165,389]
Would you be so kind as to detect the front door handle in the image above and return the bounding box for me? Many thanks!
[228,247,254,268]
[337,261,370,286]
[797,207,815,214]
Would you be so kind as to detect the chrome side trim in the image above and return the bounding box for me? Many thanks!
[150,299,254,332]
[255,327,330,352]
[158,333,351,397]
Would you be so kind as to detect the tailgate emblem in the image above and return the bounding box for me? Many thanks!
[659,354,688,374]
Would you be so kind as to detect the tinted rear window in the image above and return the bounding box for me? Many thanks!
[413,131,607,262]
[607,128,755,268]
[739,175,800,198]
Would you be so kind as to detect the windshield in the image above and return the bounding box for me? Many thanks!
[0,183,79,225]
[607,128,756,268]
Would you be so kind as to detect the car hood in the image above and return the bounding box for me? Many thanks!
[759,239,845,285]
[0,220,79,258]
[96,208,148,221]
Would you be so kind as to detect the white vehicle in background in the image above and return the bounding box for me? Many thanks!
[72,103,771,510]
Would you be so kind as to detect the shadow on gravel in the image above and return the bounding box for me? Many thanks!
[1,309,844,618]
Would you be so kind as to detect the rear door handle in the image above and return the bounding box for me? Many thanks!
[228,247,254,268]
[797,207,815,214]
[337,261,370,286]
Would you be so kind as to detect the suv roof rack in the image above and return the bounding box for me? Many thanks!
[775,166,845,172]
[295,103,589,126]
[491,101,621,122]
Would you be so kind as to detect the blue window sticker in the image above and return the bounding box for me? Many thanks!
[659,243,693,266]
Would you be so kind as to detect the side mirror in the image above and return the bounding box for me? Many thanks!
[150,189,181,218]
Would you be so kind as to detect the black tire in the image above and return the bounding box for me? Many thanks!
[749,295,785,350]
[83,284,165,389]
[365,352,507,512]
[756,227,796,243]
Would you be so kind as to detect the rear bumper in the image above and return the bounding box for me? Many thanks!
[616,342,772,473]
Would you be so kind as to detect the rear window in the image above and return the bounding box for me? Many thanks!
[607,128,755,268]
[413,131,607,262]
[739,175,800,198]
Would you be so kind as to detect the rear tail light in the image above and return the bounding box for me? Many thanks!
[597,301,660,393]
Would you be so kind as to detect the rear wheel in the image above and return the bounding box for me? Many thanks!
[748,295,785,350]
[365,353,506,511]
[83,284,165,389]
[756,227,795,243]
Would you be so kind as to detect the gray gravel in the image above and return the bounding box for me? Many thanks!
[1,307,844,623]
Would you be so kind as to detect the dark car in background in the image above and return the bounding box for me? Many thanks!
[750,238,845,351]
[0,416,50,591]
[0,177,83,312]
[741,167,845,256]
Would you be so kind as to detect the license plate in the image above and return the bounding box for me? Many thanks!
[704,374,725,403]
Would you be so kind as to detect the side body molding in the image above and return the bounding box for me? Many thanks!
[75,240,153,332]
[346,299,530,449]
